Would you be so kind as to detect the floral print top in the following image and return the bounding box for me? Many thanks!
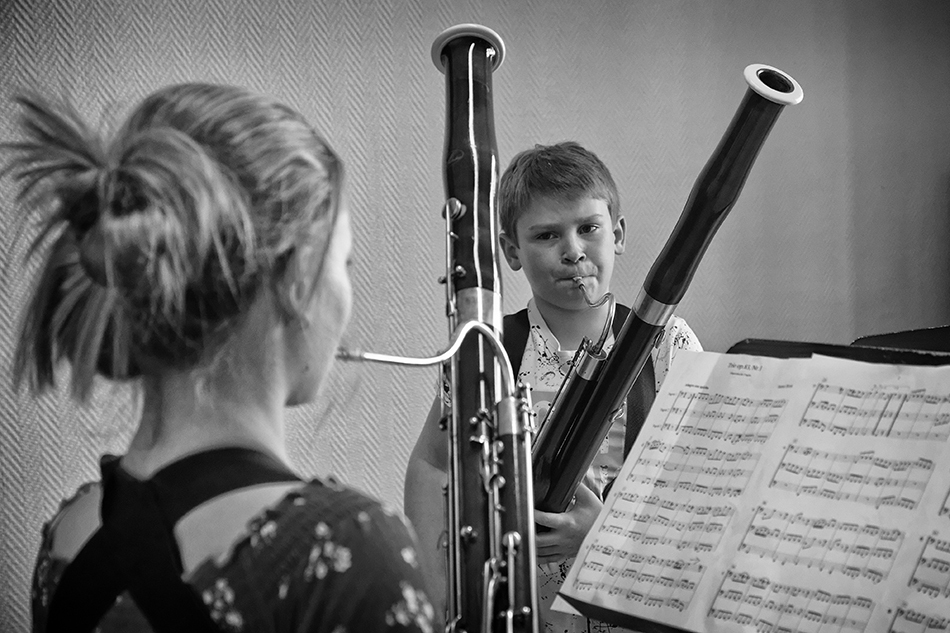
[32,469,436,633]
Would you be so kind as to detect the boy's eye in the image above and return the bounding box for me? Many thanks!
[533,232,556,241]
[579,224,599,235]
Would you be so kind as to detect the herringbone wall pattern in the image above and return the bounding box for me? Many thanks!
[1,0,948,629]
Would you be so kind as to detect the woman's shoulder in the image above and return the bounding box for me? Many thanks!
[32,480,103,623]
[41,480,103,560]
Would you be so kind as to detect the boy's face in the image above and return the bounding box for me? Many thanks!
[500,195,625,313]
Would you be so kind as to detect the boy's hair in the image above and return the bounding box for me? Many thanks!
[5,83,343,400]
[498,141,619,243]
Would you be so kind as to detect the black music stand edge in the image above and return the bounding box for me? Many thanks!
[727,338,950,366]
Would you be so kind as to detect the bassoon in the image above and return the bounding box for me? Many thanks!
[532,64,804,512]
[340,24,539,633]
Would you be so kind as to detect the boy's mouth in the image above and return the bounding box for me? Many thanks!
[557,267,596,280]
[556,276,591,286]
[558,272,595,283]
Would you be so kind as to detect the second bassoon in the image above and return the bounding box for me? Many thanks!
[532,64,804,512]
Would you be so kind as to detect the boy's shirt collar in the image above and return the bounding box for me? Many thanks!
[525,297,616,354]
[526,297,561,351]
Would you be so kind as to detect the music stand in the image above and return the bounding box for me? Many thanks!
[728,324,950,366]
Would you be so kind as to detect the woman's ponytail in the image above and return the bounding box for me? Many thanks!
[6,94,126,399]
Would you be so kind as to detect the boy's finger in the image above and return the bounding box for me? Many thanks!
[533,509,562,527]
[536,551,560,564]
[536,551,563,564]
[574,482,599,504]
[535,542,567,562]
[534,531,556,548]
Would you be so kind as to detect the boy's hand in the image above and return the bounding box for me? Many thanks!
[533,483,602,564]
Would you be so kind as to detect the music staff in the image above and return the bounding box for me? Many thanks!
[629,441,759,501]
[572,546,706,612]
[909,536,950,600]
[737,505,902,584]
[603,493,734,554]
[769,444,935,510]
[635,456,753,478]
[801,383,950,441]
[889,607,950,633]
[569,579,692,613]
[659,390,786,446]
[616,492,735,516]
[605,518,728,551]
[710,569,875,632]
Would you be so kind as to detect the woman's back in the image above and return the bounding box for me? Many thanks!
[34,448,434,632]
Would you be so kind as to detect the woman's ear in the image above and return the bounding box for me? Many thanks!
[613,216,626,255]
[275,247,317,325]
[499,231,523,271]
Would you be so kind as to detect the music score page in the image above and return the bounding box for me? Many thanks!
[559,350,950,633]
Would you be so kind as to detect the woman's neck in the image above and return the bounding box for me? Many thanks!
[122,372,290,478]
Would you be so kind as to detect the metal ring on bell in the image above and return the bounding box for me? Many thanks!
[743,63,804,106]
[431,23,506,73]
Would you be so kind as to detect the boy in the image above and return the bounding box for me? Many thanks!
[405,141,702,632]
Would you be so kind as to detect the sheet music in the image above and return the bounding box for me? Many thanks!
[559,351,950,633]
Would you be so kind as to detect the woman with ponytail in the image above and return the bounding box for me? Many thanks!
[6,84,434,632]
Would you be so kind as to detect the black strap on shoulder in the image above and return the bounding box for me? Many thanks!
[501,304,655,458]
[625,342,656,457]
[603,305,657,457]
[611,305,630,338]
[46,447,301,633]
[502,309,531,378]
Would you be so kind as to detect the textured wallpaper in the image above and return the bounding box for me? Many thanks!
[1,0,948,629]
